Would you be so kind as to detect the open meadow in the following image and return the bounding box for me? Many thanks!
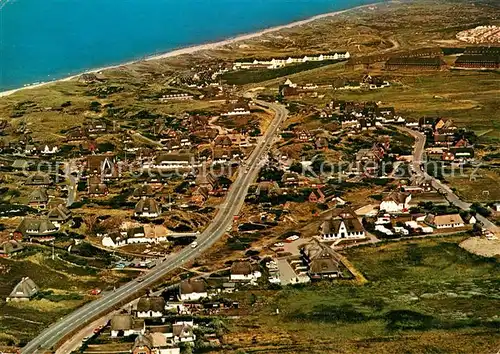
[0,246,134,346]
[220,236,500,353]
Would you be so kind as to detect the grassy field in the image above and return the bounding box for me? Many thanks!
[0,248,133,346]
[220,236,500,353]
[445,167,500,202]
[266,66,500,143]
[220,60,344,85]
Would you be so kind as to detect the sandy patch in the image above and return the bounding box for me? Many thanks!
[460,237,500,257]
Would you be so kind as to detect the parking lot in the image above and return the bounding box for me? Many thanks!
[277,258,310,285]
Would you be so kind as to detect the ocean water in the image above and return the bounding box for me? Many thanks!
[0,0,380,90]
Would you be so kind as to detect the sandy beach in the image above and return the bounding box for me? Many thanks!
[0,2,381,98]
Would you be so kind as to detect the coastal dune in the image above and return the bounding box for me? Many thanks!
[0,2,380,98]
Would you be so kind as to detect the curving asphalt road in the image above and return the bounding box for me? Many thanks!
[398,126,499,234]
[23,100,288,353]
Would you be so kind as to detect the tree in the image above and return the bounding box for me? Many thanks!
[209,317,228,337]
[472,223,482,236]
[249,293,257,306]
[83,215,99,235]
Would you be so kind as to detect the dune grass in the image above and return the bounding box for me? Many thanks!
[223,235,500,353]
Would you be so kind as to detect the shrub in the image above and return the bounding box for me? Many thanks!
[384,310,439,331]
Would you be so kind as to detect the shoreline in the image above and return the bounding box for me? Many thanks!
[0,1,383,98]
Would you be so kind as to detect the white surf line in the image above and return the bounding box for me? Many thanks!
[0,0,14,11]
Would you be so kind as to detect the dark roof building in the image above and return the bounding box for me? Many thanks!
[15,218,58,239]
[132,333,153,354]
[179,279,208,301]
[385,57,446,71]
[320,208,366,240]
[47,204,72,223]
[29,188,49,207]
[463,46,500,56]
[7,277,39,301]
[301,242,342,279]
[134,198,161,218]
[0,240,24,257]
[136,296,165,315]
[454,54,500,69]
[25,173,52,186]
[133,184,155,198]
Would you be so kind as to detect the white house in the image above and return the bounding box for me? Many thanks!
[230,261,262,282]
[101,233,127,248]
[149,153,201,170]
[233,51,350,70]
[110,314,143,337]
[464,214,477,225]
[179,279,208,301]
[394,226,410,235]
[40,144,58,155]
[375,224,394,236]
[424,214,465,229]
[320,209,366,240]
[136,296,165,318]
[379,192,412,214]
[172,321,196,344]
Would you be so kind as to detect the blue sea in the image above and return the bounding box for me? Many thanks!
[0,0,380,90]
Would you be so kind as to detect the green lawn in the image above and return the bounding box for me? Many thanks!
[445,167,500,202]
[270,66,500,144]
[222,236,500,353]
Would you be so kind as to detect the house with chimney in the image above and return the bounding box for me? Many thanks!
[320,208,366,240]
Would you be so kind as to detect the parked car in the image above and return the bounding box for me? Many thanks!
[89,288,101,296]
